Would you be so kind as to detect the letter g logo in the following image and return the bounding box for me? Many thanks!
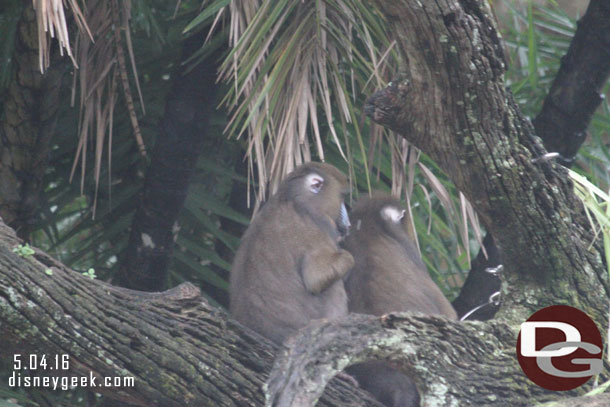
[516,305,603,391]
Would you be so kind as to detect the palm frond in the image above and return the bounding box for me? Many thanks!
[69,0,146,216]
[218,0,396,203]
[32,0,92,72]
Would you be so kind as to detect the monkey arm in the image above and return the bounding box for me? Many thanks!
[300,247,354,294]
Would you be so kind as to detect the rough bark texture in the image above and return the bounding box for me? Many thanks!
[114,38,220,291]
[364,0,608,328]
[546,393,610,407]
[266,313,610,407]
[454,0,610,321]
[0,4,67,239]
[0,218,382,407]
[266,313,561,407]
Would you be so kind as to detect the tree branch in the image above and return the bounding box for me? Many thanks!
[0,218,381,407]
[115,37,221,291]
[265,313,559,407]
[532,0,610,165]
[364,0,609,327]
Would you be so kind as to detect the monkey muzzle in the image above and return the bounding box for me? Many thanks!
[337,202,351,238]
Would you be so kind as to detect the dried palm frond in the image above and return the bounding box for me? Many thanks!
[69,0,146,217]
[33,0,145,217]
[219,0,396,205]
[207,0,483,267]
[32,0,92,72]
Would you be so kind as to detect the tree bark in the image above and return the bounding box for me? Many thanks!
[266,313,610,407]
[454,0,610,320]
[0,218,381,407]
[0,4,67,240]
[364,0,608,327]
[266,313,557,407]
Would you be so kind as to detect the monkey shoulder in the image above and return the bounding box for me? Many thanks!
[233,199,338,282]
[260,199,326,230]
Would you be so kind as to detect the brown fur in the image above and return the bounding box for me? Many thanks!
[343,194,456,407]
[230,162,354,344]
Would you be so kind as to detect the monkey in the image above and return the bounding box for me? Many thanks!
[229,162,354,345]
[342,194,457,407]
[344,194,457,317]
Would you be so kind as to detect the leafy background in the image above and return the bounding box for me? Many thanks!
[1,0,607,307]
[0,0,608,405]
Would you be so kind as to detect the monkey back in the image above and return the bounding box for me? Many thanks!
[229,163,351,345]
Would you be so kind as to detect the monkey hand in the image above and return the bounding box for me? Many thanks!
[333,249,355,278]
[301,248,354,294]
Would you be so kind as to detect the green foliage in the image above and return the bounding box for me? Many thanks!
[503,1,574,115]
[11,244,35,258]
[570,170,610,278]
[23,0,242,309]
[82,268,97,279]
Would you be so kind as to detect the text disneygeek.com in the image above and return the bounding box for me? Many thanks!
[8,354,135,391]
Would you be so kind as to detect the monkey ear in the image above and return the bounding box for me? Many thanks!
[306,173,325,194]
[381,206,406,224]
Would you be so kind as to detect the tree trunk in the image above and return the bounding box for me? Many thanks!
[0,218,381,407]
[0,4,67,239]
[114,37,221,291]
[364,0,608,328]
[453,0,610,321]
[532,0,610,164]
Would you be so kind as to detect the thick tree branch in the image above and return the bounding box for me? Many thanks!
[547,393,610,407]
[0,218,381,407]
[365,0,609,327]
[455,0,610,321]
[266,313,560,407]
[532,0,610,165]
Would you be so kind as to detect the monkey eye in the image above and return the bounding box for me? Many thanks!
[306,174,324,194]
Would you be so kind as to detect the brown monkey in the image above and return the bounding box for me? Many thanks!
[230,162,354,345]
[342,194,456,407]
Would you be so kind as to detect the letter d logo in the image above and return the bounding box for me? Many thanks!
[520,322,581,357]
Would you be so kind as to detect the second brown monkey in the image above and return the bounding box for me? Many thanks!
[342,194,456,407]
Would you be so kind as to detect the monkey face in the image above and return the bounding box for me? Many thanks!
[303,171,351,238]
[279,162,351,239]
[381,205,406,224]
